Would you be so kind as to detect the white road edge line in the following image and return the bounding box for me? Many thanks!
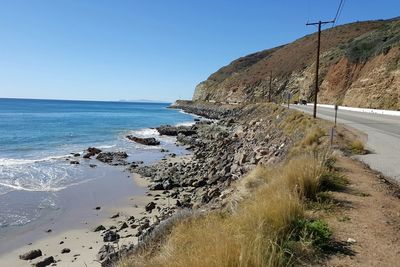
[305,103,400,117]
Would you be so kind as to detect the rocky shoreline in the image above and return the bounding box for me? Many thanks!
[97,101,306,266]
[101,101,306,266]
[13,101,306,267]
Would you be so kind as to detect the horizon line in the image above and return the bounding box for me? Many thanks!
[0,96,174,103]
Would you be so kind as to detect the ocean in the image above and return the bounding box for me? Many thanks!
[0,98,195,231]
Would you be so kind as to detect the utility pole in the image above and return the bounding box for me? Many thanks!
[306,20,334,118]
[268,71,272,102]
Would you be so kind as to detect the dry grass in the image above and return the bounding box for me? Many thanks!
[119,152,330,267]
[348,139,367,154]
[243,165,272,189]
[302,127,325,146]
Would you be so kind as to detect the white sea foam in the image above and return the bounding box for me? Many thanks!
[0,178,93,195]
[0,154,71,167]
[178,109,199,118]
[96,144,117,149]
[128,128,160,137]
[175,121,195,127]
[0,159,93,196]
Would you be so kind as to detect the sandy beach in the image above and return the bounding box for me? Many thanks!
[0,170,176,267]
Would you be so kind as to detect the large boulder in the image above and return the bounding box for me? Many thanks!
[126,135,160,146]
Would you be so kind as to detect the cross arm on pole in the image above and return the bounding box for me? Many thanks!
[306,20,335,26]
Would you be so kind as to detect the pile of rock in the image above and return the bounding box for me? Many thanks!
[96,151,129,165]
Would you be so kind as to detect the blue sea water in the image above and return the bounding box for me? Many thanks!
[0,98,195,228]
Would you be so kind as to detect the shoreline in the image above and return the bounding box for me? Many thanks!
[0,101,248,266]
[0,154,189,266]
[0,105,198,266]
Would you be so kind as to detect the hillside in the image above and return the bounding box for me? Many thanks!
[193,18,400,110]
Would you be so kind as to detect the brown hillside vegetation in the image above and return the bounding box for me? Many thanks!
[194,18,400,110]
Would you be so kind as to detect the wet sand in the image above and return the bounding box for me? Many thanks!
[0,170,168,266]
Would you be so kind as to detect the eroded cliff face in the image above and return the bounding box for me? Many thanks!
[193,18,400,110]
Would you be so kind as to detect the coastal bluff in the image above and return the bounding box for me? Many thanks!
[193,17,400,110]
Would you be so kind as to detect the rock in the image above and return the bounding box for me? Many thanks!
[70,160,79,165]
[145,202,156,213]
[126,135,160,146]
[93,225,106,232]
[83,147,102,159]
[61,248,71,254]
[192,179,207,187]
[156,125,197,136]
[118,222,129,231]
[103,231,120,242]
[162,180,173,190]
[96,152,128,164]
[31,256,55,267]
[89,164,97,168]
[59,241,64,244]
[150,183,164,191]
[110,213,119,219]
[88,147,102,154]
[19,249,42,260]
[73,153,80,157]
[83,153,93,159]
[347,238,357,244]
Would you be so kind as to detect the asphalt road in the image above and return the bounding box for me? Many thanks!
[291,104,400,184]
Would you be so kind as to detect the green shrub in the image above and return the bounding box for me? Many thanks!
[293,219,332,248]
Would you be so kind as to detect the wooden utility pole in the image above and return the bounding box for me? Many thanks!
[268,71,272,102]
[306,20,334,118]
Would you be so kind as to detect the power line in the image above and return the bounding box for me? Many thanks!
[332,0,346,26]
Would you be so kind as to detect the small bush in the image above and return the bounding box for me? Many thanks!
[302,127,325,146]
[348,140,366,154]
[243,165,271,189]
[293,219,332,248]
[324,156,337,171]
[281,154,325,200]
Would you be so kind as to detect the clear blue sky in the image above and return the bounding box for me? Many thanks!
[0,0,398,101]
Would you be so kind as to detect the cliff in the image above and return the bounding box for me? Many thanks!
[193,18,400,110]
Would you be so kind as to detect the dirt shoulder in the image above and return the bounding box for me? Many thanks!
[321,155,400,266]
